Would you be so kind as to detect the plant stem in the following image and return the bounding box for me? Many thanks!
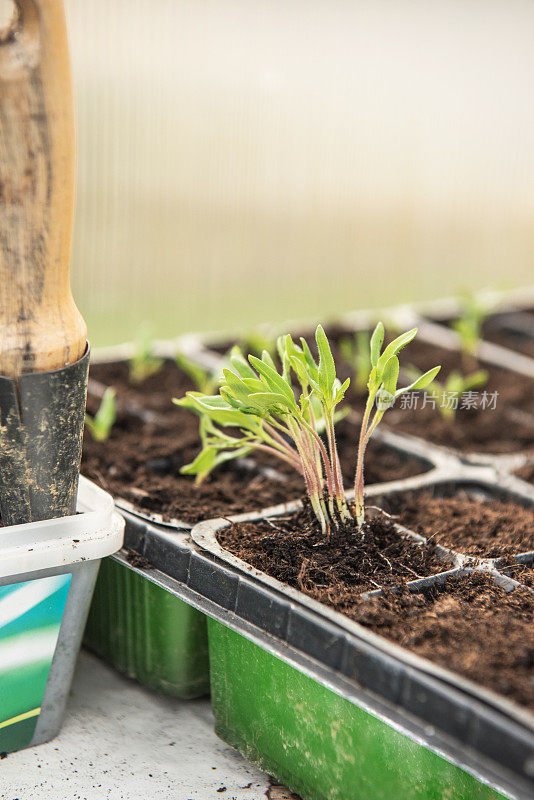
[307,402,327,497]
[298,414,336,507]
[261,425,302,465]
[354,392,375,527]
[325,412,351,522]
[254,443,303,473]
[287,418,330,532]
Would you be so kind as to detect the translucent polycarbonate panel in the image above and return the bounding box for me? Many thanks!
[66,0,534,344]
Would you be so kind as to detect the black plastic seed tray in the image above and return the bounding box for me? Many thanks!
[119,459,534,800]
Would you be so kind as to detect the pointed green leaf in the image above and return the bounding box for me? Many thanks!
[85,387,117,442]
[222,368,257,404]
[210,445,254,469]
[289,354,310,388]
[261,350,277,371]
[180,446,217,477]
[248,355,296,408]
[377,328,418,376]
[381,355,400,396]
[460,370,488,392]
[241,378,266,393]
[299,337,319,381]
[175,352,212,392]
[395,365,441,397]
[334,376,351,404]
[367,365,378,392]
[316,325,336,398]
[229,347,257,379]
[248,392,293,411]
[370,321,385,367]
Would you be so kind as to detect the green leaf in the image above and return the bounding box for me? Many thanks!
[129,325,163,384]
[180,444,254,482]
[381,355,400,396]
[176,392,258,430]
[241,378,266,393]
[458,369,488,393]
[222,368,260,405]
[85,387,117,442]
[334,376,351,404]
[284,334,301,359]
[396,365,441,397]
[248,355,296,408]
[229,347,257,380]
[441,370,487,396]
[288,352,310,390]
[444,372,464,395]
[261,350,277,371]
[370,321,385,367]
[280,350,291,384]
[175,352,212,393]
[367,365,378,392]
[180,446,217,478]
[299,337,319,382]
[248,392,293,410]
[210,445,254,468]
[377,328,417,377]
[315,325,336,399]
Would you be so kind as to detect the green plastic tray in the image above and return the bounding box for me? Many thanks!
[84,554,209,699]
[208,619,508,800]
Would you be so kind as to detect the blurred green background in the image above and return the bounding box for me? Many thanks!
[65,0,534,346]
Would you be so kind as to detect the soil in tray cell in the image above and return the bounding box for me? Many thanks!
[481,323,534,359]
[380,338,534,454]
[90,359,194,417]
[377,491,534,558]
[353,572,534,711]
[218,504,451,600]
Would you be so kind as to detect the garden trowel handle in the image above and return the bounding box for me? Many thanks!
[0,0,86,379]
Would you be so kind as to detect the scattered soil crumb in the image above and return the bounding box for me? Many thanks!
[125,549,153,570]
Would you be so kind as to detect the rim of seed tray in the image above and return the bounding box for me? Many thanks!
[191,461,534,732]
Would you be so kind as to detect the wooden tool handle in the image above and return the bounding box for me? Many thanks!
[0,0,86,378]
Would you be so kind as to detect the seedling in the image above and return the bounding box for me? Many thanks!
[85,388,117,442]
[176,324,439,534]
[352,324,440,526]
[406,366,488,422]
[451,291,493,365]
[176,327,350,534]
[339,330,371,393]
[180,415,254,485]
[175,351,220,395]
[129,325,164,384]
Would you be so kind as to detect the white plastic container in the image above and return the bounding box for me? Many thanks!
[0,476,123,754]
